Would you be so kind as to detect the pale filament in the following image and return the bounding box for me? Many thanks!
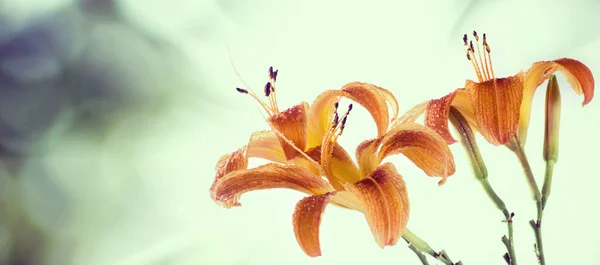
[320,103,352,179]
[464,31,495,82]
[267,123,324,173]
[229,48,280,116]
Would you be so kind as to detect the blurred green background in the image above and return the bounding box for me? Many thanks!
[1,0,599,264]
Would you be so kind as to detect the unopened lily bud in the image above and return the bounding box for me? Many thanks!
[448,106,487,180]
[543,75,561,163]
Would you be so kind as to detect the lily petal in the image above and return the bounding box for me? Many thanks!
[392,101,427,127]
[307,82,399,147]
[519,58,595,143]
[305,144,362,189]
[345,163,409,247]
[247,130,287,164]
[425,91,458,144]
[268,103,309,160]
[210,147,249,203]
[211,163,333,208]
[292,190,366,257]
[356,138,382,177]
[292,192,335,257]
[465,74,524,145]
[378,122,455,184]
[424,89,477,145]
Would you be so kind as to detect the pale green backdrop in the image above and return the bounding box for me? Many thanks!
[1,0,599,265]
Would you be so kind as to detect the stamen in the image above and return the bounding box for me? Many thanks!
[467,40,483,82]
[264,82,272,97]
[472,32,488,80]
[340,116,348,132]
[464,33,494,83]
[269,67,280,113]
[268,123,323,173]
[481,34,491,81]
[483,34,495,79]
[228,48,275,116]
[339,104,352,133]
[330,101,341,129]
[332,112,339,128]
[320,103,353,185]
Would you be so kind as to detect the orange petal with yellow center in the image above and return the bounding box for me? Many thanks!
[268,103,309,160]
[345,163,409,247]
[519,58,595,143]
[305,144,361,189]
[377,122,455,184]
[356,138,382,177]
[465,74,524,145]
[211,163,334,208]
[307,82,399,148]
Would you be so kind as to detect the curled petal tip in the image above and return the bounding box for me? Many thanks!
[347,163,409,248]
[268,103,309,160]
[293,193,334,257]
[211,163,333,210]
[378,123,456,180]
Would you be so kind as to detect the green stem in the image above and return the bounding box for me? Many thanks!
[509,138,546,265]
[449,107,516,264]
[508,139,542,203]
[405,238,430,265]
[541,161,555,210]
[480,179,517,265]
[402,229,458,265]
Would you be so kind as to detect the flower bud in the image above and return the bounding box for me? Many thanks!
[543,75,561,163]
[448,106,487,180]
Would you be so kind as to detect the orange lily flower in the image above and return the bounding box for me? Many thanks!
[210,67,455,257]
[423,31,594,146]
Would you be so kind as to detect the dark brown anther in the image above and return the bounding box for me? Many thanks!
[486,45,491,53]
[340,116,348,130]
[463,34,468,45]
[469,41,474,52]
[473,30,478,41]
[268,66,274,79]
[236,87,248,94]
[334,102,339,109]
[348,103,353,112]
[332,112,339,128]
[273,69,278,81]
[264,82,272,97]
[483,33,487,42]
[466,52,471,60]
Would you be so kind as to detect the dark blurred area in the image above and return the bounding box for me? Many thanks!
[0,1,211,264]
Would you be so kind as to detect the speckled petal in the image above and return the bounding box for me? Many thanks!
[211,163,333,208]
